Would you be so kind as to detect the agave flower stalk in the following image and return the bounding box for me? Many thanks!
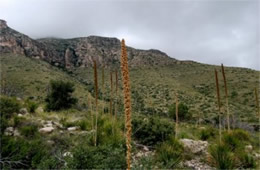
[102,66,105,115]
[110,71,113,117]
[215,69,222,142]
[255,87,259,120]
[221,64,230,132]
[120,39,132,170]
[93,60,98,146]
[175,92,179,139]
[115,70,118,120]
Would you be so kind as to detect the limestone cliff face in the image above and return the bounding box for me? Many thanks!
[0,19,180,68]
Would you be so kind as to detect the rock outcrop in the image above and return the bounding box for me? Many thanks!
[0,19,182,68]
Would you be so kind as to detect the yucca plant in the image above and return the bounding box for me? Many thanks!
[120,39,132,170]
[215,69,222,142]
[93,60,98,146]
[221,64,230,132]
[175,92,179,139]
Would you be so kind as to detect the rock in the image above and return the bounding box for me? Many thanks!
[36,107,44,113]
[63,152,73,157]
[143,146,149,152]
[16,97,22,101]
[13,129,20,136]
[53,121,63,129]
[180,138,208,154]
[17,113,23,117]
[245,145,253,152]
[39,127,54,134]
[19,108,28,115]
[4,127,14,136]
[184,158,213,170]
[136,152,143,158]
[253,153,260,159]
[47,140,55,145]
[67,127,78,131]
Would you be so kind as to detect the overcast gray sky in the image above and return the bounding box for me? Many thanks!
[0,0,259,70]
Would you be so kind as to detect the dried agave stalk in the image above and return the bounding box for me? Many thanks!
[221,64,230,132]
[175,92,179,139]
[215,69,222,142]
[102,66,105,115]
[120,39,132,170]
[93,60,98,146]
[115,70,118,120]
[255,87,259,119]
[110,71,113,117]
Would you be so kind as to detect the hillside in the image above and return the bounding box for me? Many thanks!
[1,19,260,169]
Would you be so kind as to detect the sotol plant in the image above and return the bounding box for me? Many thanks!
[120,39,132,170]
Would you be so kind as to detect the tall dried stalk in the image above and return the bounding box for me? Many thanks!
[255,87,259,119]
[175,93,179,139]
[120,39,132,170]
[110,72,113,117]
[115,70,118,120]
[221,64,230,132]
[215,69,222,142]
[93,60,98,146]
[102,66,105,115]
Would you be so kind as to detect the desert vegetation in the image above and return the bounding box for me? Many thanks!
[0,39,259,169]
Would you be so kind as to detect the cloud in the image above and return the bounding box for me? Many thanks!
[0,0,259,70]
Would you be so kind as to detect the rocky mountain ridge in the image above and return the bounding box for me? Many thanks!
[0,19,192,68]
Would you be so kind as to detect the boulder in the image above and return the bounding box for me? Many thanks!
[67,127,78,131]
[245,145,253,152]
[13,129,20,136]
[39,127,54,134]
[180,138,208,154]
[4,127,14,136]
[36,107,44,113]
[63,152,73,158]
[19,108,28,115]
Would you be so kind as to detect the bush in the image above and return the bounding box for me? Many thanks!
[0,136,50,169]
[45,80,78,111]
[20,124,39,138]
[26,100,38,113]
[238,152,256,169]
[132,115,174,146]
[168,103,191,121]
[223,133,241,151]
[0,96,21,118]
[155,137,184,168]
[200,127,217,141]
[209,143,235,169]
[67,144,126,169]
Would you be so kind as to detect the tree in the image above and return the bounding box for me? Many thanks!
[168,103,190,121]
[45,80,77,111]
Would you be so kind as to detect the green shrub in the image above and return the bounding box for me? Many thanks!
[13,115,26,127]
[132,115,174,146]
[26,100,38,113]
[238,152,256,169]
[0,136,50,169]
[0,96,21,118]
[155,137,184,168]
[20,124,38,138]
[45,80,78,111]
[168,103,191,121]
[223,133,241,151]
[67,144,126,169]
[200,127,217,141]
[209,143,235,169]
[231,129,250,141]
[96,115,125,146]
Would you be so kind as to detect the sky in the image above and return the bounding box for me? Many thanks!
[0,0,259,70]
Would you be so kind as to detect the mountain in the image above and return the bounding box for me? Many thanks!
[0,19,259,128]
[0,19,181,68]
